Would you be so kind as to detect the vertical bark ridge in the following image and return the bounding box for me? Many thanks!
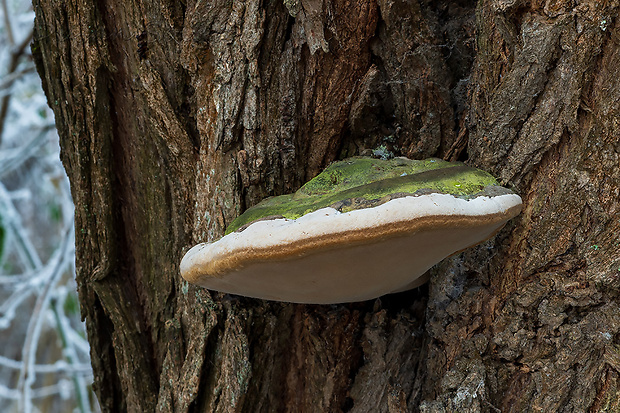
[422,1,620,410]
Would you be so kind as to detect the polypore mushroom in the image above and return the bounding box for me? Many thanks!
[181,157,522,304]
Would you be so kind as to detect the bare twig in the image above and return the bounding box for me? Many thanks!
[51,295,91,413]
[0,354,92,374]
[0,182,42,270]
[1,0,15,46]
[0,124,55,178]
[16,223,74,413]
[0,25,34,145]
[0,65,36,91]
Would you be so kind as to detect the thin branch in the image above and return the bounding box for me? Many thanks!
[51,295,91,413]
[0,25,34,145]
[0,213,71,328]
[1,0,14,46]
[0,182,43,270]
[0,284,34,329]
[0,124,55,178]
[0,65,36,91]
[1,381,83,400]
[17,223,74,413]
[0,354,93,374]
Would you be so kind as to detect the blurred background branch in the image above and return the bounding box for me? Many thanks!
[0,0,98,412]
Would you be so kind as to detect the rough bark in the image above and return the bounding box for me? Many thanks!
[31,0,619,412]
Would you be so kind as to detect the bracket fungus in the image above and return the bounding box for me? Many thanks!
[181,157,522,304]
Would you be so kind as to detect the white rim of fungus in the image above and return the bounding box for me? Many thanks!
[180,192,522,281]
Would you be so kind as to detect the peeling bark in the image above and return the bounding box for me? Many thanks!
[32,0,620,411]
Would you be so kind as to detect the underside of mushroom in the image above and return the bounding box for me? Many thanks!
[181,157,522,304]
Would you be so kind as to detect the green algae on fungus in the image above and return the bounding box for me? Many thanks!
[226,157,501,234]
[180,157,522,304]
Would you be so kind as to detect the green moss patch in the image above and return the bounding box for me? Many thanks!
[226,157,501,234]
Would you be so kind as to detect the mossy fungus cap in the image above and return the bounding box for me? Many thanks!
[181,157,522,304]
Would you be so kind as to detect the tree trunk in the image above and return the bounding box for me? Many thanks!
[31,0,620,411]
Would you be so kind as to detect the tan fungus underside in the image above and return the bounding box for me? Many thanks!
[182,204,521,303]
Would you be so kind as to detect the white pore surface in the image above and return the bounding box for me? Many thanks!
[180,193,522,303]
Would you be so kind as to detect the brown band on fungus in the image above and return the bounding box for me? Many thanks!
[182,202,522,284]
